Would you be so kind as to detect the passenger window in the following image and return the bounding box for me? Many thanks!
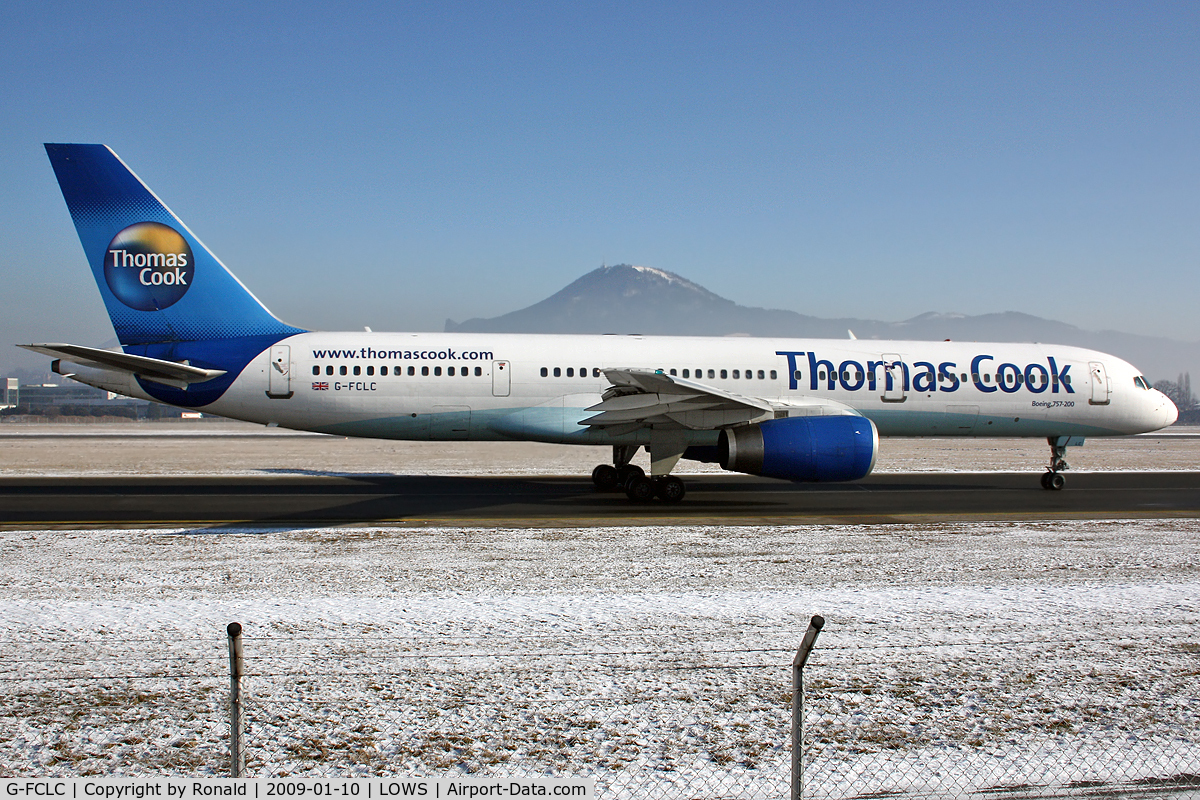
[793,370,800,381]
[408,366,415,376]
[669,369,677,376]
[312,366,320,376]
[819,371,826,380]
[554,367,561,377]
[326,366,334,376]
[395,365,402,375]
[367,366,374,376]
[961,373,967,382]
[707,369,715,379]
[421,366,429,376]
[682,369,690,378]
[758,370,765,380]
[770,370,777,380]
[541,367,548,377]
[449,367,456,376]
[567,368,574,377]
[340,366,347,376]
[475,367,482,376]
[720,369,728,379]
[592,368,601,377]
[434,366,442,376]
[353,366,361,376]
[580,367,586,377]
[732,370,740,379]
[381,366,389,376]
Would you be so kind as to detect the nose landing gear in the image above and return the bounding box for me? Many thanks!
[1041,435,1084,490]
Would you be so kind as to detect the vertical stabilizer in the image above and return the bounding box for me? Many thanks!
[44,144,304,346]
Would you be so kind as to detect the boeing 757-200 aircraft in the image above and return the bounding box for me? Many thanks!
[24,144,1178,502]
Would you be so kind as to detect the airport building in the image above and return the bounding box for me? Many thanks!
[0,378,182,418]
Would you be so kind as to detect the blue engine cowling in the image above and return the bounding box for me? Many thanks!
[718,416,878,482]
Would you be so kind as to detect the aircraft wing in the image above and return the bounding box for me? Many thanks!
[19,343,227,388]
[581,369,776,434]
[582,368,866,437]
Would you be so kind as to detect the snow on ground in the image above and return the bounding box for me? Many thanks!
[0,520,1198,797]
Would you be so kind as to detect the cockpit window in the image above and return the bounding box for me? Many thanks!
[1134,376,1151,390]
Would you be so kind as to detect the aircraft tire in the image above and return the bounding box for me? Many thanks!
[625,475,657,502]
[1048,472,1066,491]
[618,464,646,489]
[1040,472,1052,490]
[592,464,621,491]
[655,476,686,503]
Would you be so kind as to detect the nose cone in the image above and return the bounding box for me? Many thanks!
[1162,394,1179,427]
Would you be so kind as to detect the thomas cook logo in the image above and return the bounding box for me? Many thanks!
[103,222,195,311]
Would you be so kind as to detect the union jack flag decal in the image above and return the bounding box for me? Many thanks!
[312,382,329,391]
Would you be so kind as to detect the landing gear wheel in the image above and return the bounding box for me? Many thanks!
[618,464,646,488]
[655,476,686,503]
[1043,438,1072,491]
[591,464,621,491]
[625,475,657,502]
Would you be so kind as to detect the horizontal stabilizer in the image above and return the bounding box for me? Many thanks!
[19,343,227,387]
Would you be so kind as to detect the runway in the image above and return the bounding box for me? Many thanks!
[4,471,1200,527]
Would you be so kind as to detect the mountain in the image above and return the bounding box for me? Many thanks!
[445,264,1197,382]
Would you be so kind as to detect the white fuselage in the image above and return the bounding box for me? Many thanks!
[78,332,1177,446]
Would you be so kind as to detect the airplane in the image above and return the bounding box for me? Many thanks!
[24,143,1178,503]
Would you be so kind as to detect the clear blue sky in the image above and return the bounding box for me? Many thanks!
[3,1,1198,375]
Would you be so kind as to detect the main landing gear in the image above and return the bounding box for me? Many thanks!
[591,445,687,503]
[1040,436,1082,490]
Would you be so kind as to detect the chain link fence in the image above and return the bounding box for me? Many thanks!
[803,634,1200,799]
[1,628,1197,799]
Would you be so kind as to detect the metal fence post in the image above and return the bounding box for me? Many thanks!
[227,622,245,778]
[792,615,825,800]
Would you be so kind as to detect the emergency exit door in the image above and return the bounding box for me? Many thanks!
[492,360,510,397]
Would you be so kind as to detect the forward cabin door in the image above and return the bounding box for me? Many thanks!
[1089,361,1110,405]
[492,360,511,397]
[267,345,293,399]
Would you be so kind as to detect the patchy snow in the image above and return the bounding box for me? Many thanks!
[0,520,1197,797]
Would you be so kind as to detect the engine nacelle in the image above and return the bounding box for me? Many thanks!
[718,416,878,482]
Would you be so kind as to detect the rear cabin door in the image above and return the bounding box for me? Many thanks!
[1089,361,1110,405]
[267,345,292,399]
[492,360,511,397]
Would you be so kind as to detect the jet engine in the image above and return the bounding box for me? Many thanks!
[718,416,878,482]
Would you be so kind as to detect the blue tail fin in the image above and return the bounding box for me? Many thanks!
[44,144,304,346]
